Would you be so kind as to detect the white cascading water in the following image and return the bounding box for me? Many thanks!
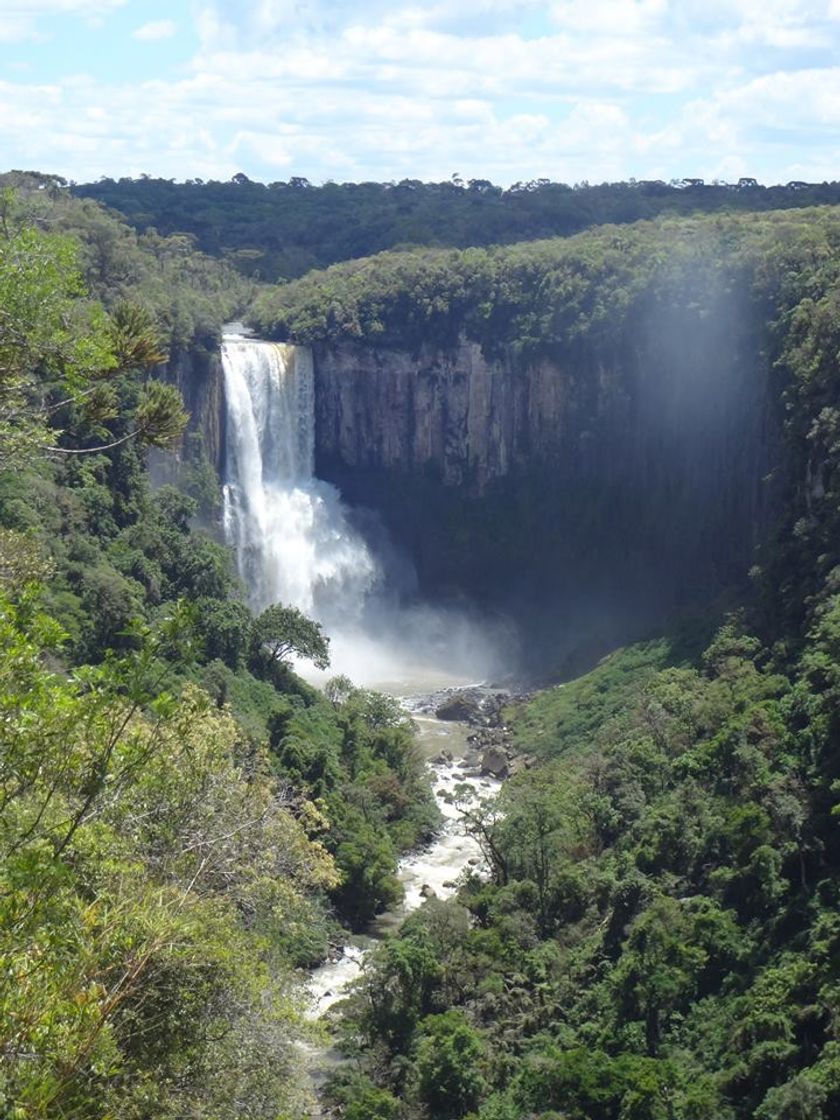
[221,333,507,1036]
[221,337,381,623]
[221,332,508,689]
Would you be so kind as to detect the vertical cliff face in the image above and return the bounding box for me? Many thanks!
[314,312,773,501]
[313,294,782,646]
[147,344,227,513]
[161,344,226,471]
[315,339,566,490]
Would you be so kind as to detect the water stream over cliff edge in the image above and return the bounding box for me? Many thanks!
[219,332,506,994]
[220,333,509,686]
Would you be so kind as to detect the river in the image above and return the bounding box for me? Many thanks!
[306,696,502,1020]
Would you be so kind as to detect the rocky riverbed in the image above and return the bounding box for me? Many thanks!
[426,683,537,780]
[305,684,530,1020]
[305,683,535,1023]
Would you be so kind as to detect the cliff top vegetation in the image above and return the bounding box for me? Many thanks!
[71,173,840,283]
[250,205,840,358]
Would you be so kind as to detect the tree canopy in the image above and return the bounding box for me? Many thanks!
[72,173,840,283]
[251,602,331,669]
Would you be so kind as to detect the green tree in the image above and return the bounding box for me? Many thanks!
[613,896,708,1056]
[0,216,115,466]
[107,301,168,369]
[0,201,187,467]
[327,1072,400,1120]
[416,1010,487,1118]
[250,602,330,670]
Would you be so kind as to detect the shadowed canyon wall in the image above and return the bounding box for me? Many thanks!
[165,344,226,473]
[311,295,782,659]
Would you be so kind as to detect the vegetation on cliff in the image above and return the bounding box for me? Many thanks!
[72,173,840,283]
[0,185,437,1118]
[251,206,840,361]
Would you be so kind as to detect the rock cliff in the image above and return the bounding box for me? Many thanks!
[160,343,226,472]
[312,302,782,651]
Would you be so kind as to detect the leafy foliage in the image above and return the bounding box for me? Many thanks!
[2,172,253,348]
[0,219,115,466]
[251,601,331,670]
[73,173,840,283]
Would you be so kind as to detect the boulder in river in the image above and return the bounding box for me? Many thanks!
[481,747,509,779]
[420,883,437,899]
[436,694,480,721]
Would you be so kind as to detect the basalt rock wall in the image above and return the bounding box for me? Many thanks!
[169,344,225,470]
[311,296,783,642]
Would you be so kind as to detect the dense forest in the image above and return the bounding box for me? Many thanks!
[251,204,840,364]
[71,172,840,283]
[6,165,840,1120]
[0,176,439,1117]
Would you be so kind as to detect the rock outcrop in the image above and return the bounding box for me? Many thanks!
[480,747,509,779]
[436,694,481,722]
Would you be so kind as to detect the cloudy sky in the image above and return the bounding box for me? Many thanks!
[0,0,837,185]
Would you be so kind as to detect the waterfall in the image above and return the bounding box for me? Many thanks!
[220,333,508,689]
[221,337,381,622]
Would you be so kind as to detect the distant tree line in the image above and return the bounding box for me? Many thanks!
[69,171,840,281]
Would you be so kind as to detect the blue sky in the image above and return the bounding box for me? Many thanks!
[0,0,837,185]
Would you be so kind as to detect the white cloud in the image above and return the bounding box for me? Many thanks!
[695,67,840,131]
[132,19,177,42]
[685,0,832,48]
[0,0,837,185]
[0,0,126,41]
[550,0,667,36]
